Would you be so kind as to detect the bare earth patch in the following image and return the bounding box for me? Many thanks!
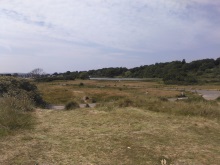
[193,90,220,100]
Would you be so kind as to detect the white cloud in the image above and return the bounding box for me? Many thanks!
[0,0,220,72]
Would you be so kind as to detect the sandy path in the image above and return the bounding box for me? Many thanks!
[192,90,220,100]
[48,104,97,110]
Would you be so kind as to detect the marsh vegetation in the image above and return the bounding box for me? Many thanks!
[0,78,220,164]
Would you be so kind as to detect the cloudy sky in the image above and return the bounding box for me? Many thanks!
[0,0,220,73]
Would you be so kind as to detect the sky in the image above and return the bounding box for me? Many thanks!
[0,0,220,73]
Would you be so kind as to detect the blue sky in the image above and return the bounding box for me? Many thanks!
[0,0,220,73]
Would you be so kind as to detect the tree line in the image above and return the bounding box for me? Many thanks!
[4,58,219,84]
[45,58,219,84]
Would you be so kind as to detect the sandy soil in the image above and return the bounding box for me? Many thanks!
[192,90,220,100]
[48,104,97,110]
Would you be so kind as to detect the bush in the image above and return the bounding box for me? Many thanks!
[65,101,79,110]
[0,77,43,136]
[0,77,46,107]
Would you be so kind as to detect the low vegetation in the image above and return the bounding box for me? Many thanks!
[65,101,79,110]
[1,108,220,164]
[0,77,46,107]
[0,77,44,136]
[0,77,220,164]
[0,97,34,135]
[37,80,220,120]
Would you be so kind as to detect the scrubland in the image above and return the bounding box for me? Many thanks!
[1,79,220,164]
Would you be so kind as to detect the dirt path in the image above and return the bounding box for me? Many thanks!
[48,103,97,110]
[48,105,65,110]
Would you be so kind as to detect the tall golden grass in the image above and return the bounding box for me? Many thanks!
[37,80,220,120]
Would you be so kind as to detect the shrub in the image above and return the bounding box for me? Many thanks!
[0,77,43,136]
[65,101,79,110]
[0,77,46,107]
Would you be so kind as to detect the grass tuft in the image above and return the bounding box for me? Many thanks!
[65,101,79,110]
[0,96,35,136]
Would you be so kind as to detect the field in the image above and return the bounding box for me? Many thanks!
[1,80,220,164]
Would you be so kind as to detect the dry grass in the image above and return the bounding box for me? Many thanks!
[140,88,180,98]
[37,80,220,105]
[0,108,220,164]
[36,80,220,119]
[167,84,220,91]
[37,83,73,104]
[1,80,219,164]
[36,80,176,104]
[0,93,35,136]
[37,80,133,104]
